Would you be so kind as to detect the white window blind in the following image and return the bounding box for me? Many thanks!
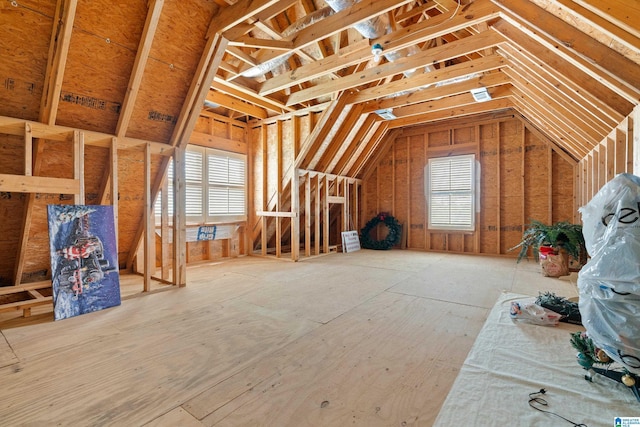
[185,149,203,219]
[157,147,246,224]
[427,154,476,231]
[207,152,246,219]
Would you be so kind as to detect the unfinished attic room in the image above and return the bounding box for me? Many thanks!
[2,0,640,424]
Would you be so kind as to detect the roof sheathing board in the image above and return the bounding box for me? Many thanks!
[0,0,56,121]
[55,0,147,133]
[125,0,219,144]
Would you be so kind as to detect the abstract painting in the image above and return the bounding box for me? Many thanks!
[47,205,120,320]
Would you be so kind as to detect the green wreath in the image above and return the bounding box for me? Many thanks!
[360,213,401,250]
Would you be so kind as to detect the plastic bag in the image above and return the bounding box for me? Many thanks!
[578,173,640,373]
[510,301,561,326]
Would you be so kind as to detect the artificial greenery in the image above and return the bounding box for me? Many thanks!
[509,220,586,263]
[536,292,581,324]
[570,331,613,368]
[360,213,401,250]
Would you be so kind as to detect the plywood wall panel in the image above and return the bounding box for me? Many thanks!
[523,130,550,223]
[0,1,54,121]
[361,114,577,258]
[479,122,499,254]
[124,59,191,143]
[499,121,524,253]
[428,130,449,147]
[363,172,378,224]
[56,0,148,133]
[377,157,393,214]
[231,123,247,142]
[0,134,26,285]
[194,117,211,134]
[552,152,575,223]
[266,123,278,205]
[393,137,409,228]
[408,135,425,249]
[125,0,218,143]
[453,126,474,145]
[282,119,294,176]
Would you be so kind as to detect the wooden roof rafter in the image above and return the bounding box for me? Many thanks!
[308,103,366,172]
[352,54,507,108]
[505,68,608,145]
[531,0,640,64]
[234,0,415,78]
[495,1,640,104]
[509,91,588,159]
[496,44,622,128]
[116,0,165,138]
[286,29,506,106]
[40,0,78,126]
[350,123,396,178]
[501,55,612,138]
[509,85,592,156]
[386,97,513,129]
[259,0,500,98]
[491,20,634,117]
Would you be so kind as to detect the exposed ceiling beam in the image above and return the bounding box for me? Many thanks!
[116,0,165,138]
[209,0,285,35]
[236,0,415,77]
[365,71,510,113]
[496,44,622,127]
[387,97,513,129]
[39,0,78,125]
[212,78,294,114]
[530,0,640,64]
[228,37,294,50]
[260,0,501,96]
[391,85,513,119]
[286,29,505,106]
[495,2,640,103]
[491,20,635,116]
[206,90,268,119]
[356,55,508,108]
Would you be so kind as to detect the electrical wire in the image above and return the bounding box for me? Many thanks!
[528,389,588,427]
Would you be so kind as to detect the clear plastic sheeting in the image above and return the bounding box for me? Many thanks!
[509,301,561,326]
[578,173,640,373]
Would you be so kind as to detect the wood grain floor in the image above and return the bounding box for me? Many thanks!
[0,250,578,426]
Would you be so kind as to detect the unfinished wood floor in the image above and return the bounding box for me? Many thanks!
[0,250,578,426]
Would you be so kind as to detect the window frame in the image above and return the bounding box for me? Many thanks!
[161,146,246,225]
[426,154,478,232]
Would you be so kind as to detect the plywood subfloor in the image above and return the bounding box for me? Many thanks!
[0,250,578,426]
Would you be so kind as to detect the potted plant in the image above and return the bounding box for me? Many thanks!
[510,220,587,276]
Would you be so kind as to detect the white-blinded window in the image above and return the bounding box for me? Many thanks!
[156,147,246,224]
[427,154,476,231]
[185,149,204,220]
[207,151,246,220]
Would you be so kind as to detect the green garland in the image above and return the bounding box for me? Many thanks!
[360,213,401,250]
[570,331,613,368]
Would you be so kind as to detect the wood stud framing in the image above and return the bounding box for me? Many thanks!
[0,0,638,296]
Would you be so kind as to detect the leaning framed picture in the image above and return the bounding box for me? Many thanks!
[47,205,121,320]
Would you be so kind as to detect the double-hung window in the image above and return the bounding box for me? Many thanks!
[426,154,477,231]
[206,150,246,222]
[157,147,246,224]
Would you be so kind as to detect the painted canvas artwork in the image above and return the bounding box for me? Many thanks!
[47,205,121,320]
